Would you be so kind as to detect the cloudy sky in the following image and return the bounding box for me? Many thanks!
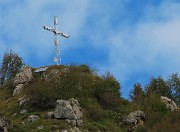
[1,0,180,98]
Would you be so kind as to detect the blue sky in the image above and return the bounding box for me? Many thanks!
[1,0,180,99]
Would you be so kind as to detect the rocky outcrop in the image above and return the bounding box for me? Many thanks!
[53,98,83,126]
[69,127,81,132]
[37,125,44,130]
[161,96,179,111]
[13,84,24,97]
[13,66,33,96]
[123,110,145,131]
[18,95,30,106]
[0,116,11,132]
[62,127,81,132]
[25,115,40,123]
[54,100,72,119]
[20,109,27,115]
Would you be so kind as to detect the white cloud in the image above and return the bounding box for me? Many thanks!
[106,1,180,96]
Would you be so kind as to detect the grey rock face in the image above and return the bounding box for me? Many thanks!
[123,110,145,131]
[37,125,44,130]
[54,100,72,119]
[161,96,179,111]
[13,66,33,96]
[25,115,40,123]
[20,109,27,115]
[70,98,83,119]
[13,84,24,96]
[13,66,33,86]
[0,116,11,132]
[69,127,81,132]
[18,95,30,106]
[123,110,145,125]
[54,98,83,126]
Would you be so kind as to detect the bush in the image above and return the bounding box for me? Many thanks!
[86,105,107,121]
[93,73,121,110]
[25,65,122,111]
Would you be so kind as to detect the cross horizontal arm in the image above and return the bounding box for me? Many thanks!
[57,32,70,38]
[43,26,54,32]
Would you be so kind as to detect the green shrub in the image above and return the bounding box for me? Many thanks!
[25,65,122,112]
[86,105,107,121]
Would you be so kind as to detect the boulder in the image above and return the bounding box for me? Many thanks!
[54,98,83,126]
[161,96,179,111]
[13,66,33,96]
[69,127,81,132]
[0,116,11,132]
[54,100,72,119]
[25,115,40,123]
[18,95,30,106]
[37,125,44,130]
[20,109,27,115]
[123,110,145,131]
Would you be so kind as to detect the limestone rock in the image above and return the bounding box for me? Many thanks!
[20,109,27,115]
[13,66,33,86]
[70,98,83,119]
[66,119,83,126]
[54,98,83,126]
[0,116,11,132]
[54,99,72,119]
[13,66,33,96]
[37,125,44,130]
[161,96,179,111]
[13,84,24,96]
[123,110,145,131]
[69,127,81,132]
[25,115,40,123]
[18,95,29,106]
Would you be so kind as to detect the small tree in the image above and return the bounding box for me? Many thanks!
[0,49,24,86]
[130,83,145,102]
[145,77,171,98]
[167,73,180,105]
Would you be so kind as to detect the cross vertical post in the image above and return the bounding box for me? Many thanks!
[43,16,69,65]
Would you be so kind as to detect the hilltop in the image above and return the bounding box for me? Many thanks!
[0,64,179,132]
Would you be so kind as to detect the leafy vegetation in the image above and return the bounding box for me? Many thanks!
[0,49,24,86]
[129,75,180,131]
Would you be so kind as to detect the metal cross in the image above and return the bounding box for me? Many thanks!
[43,16,69,65]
